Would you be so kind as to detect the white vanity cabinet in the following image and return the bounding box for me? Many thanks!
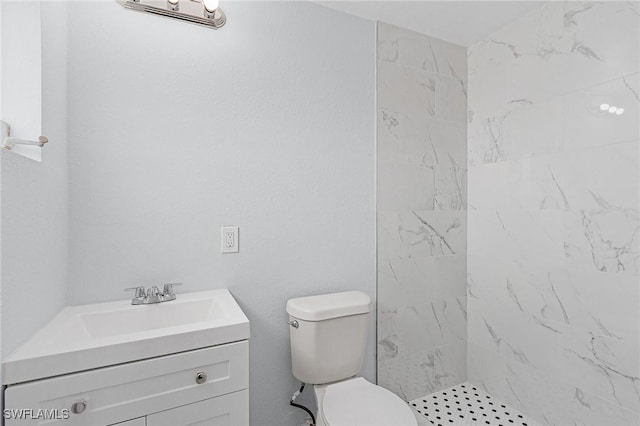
[4,341,249,426]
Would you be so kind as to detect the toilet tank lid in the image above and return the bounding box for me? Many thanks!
[286,291,371,321]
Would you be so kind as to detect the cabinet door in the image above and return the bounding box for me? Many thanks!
[147,390,248,426]
[110,418,146,426]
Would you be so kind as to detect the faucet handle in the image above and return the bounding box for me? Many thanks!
[124,286,146,298]
[162,282,182,296]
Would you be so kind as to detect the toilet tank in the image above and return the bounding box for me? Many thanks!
[286,291,370,385]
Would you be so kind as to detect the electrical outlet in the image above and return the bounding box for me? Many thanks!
[221,226,239,253]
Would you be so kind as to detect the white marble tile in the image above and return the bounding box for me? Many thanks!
[467,208,511,257]
[552,266,639,344]
[468,61,510,137]
[489,2,638,106]
[435,74,467,123]
[468,3,555,77]
[425,120,467,211]
[504,97,564,159]
[561,2,640,81]
[468,208,564,265]
[378,257,435,307]
[428,37,467,83]
[378,303,439,365]
[395,112,432,166]
[501,260,639,344]
[467,298,562,377]
[469,2,639,127]
[378,22,433,72]
[504,260,570,327]
[398,28,437,74]
[435,254,467,299]
[377,21,399,64]
[377,109,400,166]
[559,328,640,413]
[564,207,639,275]
[466,342,506,395]
[378,347,436,402]
[432,341,467,390]
[467,112,515,166]
[377,60,436,117]
[498,209,565,265]
[467,162,509,211]
[468,97,563,166]
[466,2,640,425]
[409,210,468,256]
[564,73,640,150]
[472,154,567,212]
[505,155,567,211]
[376,18,470,410]
[378,303,440,401]
[467,254,508,304]
[555,141,639,212]
[377,164,434,211]
[429,296,467,346]
[379,210,467,260]
[378,22,467,83]
[500,357,640,426]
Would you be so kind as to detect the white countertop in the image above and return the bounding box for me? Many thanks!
[3,289,250,385]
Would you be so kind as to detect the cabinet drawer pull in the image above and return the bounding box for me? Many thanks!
[195,371,207,384]
[71,400,87,414]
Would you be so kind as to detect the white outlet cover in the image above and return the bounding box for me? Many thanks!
[221,226,239,253]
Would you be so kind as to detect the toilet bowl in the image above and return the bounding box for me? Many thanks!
[286,291,417,426]
[314,377,417,426]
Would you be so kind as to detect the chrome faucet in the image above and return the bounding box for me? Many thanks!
[124,283,182,305]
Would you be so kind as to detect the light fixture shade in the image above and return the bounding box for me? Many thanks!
[203,0,219,12]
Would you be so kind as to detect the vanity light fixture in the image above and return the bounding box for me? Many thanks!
[167,0,179,11]
[202,0,218,18]
[116,0,226,29]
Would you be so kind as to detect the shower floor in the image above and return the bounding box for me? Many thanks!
[409,382,540,426]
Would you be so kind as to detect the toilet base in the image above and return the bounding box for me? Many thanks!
[311,377,417,426]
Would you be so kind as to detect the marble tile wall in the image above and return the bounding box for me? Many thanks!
[467,2,640,425]
[376,22,468,402]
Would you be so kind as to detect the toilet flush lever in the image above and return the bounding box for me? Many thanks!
[288,320,299,328]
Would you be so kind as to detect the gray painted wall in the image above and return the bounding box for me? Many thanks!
[1,2,68,360]
[65,2,375,425]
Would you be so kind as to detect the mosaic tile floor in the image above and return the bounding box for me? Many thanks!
[409,382,540,426]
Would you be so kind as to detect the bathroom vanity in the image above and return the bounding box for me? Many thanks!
[2,289,250,425]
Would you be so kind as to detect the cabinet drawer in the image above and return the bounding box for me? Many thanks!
[5,341,248,425]
[147,389,248,426]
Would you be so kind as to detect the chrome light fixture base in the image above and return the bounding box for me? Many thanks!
[117,0,226,29]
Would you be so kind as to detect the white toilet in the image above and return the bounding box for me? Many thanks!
[286,291,417,426]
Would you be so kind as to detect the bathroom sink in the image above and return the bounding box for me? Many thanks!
[80,297,226,338]
[2,289,250,384]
